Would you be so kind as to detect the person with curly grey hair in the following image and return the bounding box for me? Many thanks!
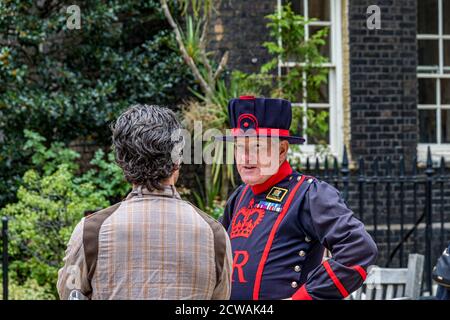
[112,104,184,191]
[57,104,232,300]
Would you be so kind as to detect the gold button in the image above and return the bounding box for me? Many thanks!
[291,281,298,288]
[294,265,301,272]
[305,236,311,243]
[297,176,301,181]
[299,250,306,257]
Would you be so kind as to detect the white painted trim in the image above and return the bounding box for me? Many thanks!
[417,34,450,40]
[417,144,450,163]
[417,0,450,153]
[277,0,344,161]
[417,73,450,78]
[331,0,344,160]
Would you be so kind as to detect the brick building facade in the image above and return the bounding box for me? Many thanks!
[209,0,450,288]
[210,0,449,166]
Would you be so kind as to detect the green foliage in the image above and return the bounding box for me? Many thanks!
[78,149,130,203]
[0,0,194,208]
[192,174,224,220]
[0,278,55,300]
[177,0,214,18]
[262,4,329,102]
[23,129,80,175]
[2,165,109,298]
[180,15,203,62]
[0,131,129,299]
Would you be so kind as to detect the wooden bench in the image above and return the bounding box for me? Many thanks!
[349,254,424,300]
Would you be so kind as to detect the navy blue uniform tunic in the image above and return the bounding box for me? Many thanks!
[220,161,378,300]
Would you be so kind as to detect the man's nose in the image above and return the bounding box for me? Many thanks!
[243,150,257,165]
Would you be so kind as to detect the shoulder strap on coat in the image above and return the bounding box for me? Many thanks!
[82,202,121,295]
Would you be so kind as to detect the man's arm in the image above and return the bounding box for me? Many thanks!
[292,180,378,300]
[211,225,233,299]
[57,218,91,300]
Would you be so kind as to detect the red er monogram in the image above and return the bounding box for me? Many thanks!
[230,199,265,239]
[232,251,249,283]
[230,199,265,283]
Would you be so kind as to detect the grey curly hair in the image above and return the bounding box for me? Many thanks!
[111,104,184,191]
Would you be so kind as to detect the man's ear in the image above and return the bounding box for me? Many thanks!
[279,140,289,163]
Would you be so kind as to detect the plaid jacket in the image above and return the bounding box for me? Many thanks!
[57,185,232,300]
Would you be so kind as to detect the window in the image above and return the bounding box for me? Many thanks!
[417,0,450,160]
[278,0,343,160]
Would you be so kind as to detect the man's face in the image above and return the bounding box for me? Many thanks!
[235,137,287,185]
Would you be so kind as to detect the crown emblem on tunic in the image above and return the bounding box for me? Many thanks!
[230,199,265,239]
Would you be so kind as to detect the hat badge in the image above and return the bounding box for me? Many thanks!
[238,113,258,132]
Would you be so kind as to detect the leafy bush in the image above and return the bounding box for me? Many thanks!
[77,149,131,204]
[0,0,194,208]
[0,278,55,300]
[0,131,129,299]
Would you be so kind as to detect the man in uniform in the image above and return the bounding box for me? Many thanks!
[217,96,378,300]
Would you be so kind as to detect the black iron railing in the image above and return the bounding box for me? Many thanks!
[299,146,450,294]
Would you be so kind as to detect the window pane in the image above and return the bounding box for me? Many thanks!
[317,80,329,104]
[445,40,450,73]
[444,0,450,34]
[418,40,439,71]
[419,109,437,143]
[442,79,450,104]
[309,26,330,59]
[418,0,438,34]
[282,0,303,15]
[418,78,437,104]
[307,108,330,144]
[281,66,304,103]
[308,0,330,21]
[442,109,450,143]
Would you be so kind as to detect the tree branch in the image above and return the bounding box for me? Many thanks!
[160,0,213,98]
[214,50,229,81]
[199,17,214,85]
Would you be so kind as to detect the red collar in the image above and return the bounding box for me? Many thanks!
[250,161,293,195]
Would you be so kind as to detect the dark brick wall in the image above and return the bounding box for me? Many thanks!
[208,0,276,74]
[349,0,418,167]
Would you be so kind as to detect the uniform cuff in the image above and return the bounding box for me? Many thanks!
[291,285,313,300]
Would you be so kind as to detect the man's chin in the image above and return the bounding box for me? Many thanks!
[240,174,269,186]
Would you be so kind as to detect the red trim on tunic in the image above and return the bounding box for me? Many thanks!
[323,260,349,298]
[351,265,367,281]
[236,185,249,210]
[250,161,293,195]
[292,285,313,300]
[252,175,306,300]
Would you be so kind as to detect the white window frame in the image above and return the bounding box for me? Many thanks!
[277,0,344,162]
[417,0,450,163]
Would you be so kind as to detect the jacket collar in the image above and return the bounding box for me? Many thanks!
[126,185,181,200]
[250,160,293,195]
